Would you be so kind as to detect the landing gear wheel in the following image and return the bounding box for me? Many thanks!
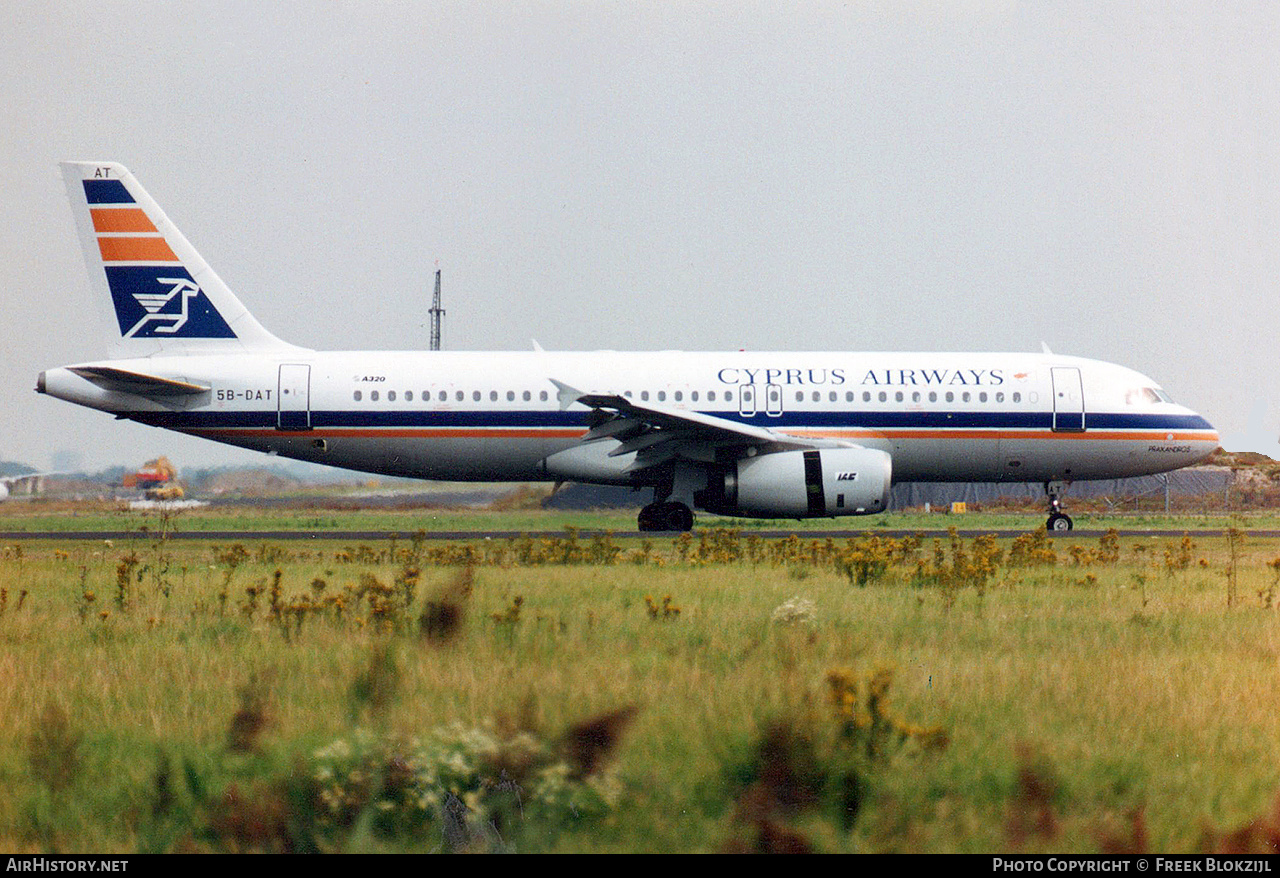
[663,502,695,533]
[638,502,695,532]
[637,503,662,532]
[1043,480,1072,534]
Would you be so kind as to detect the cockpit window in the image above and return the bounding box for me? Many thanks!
[1125,387,1172,405]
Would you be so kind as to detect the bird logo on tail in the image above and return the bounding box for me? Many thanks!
[125,277,203,337]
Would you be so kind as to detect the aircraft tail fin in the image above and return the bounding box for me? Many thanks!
[59,162,300,358]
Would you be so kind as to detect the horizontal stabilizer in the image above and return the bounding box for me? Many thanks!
[68,366,210,397]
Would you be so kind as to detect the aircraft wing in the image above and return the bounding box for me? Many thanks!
[68,366,210,397]
[551,379,827,473]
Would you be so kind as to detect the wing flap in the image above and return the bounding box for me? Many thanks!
[608,430,673,457]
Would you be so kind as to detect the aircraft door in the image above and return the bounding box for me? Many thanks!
[738,383,757,417]
[765,384,783,417]
[1050,367,1085,432]
[277,364,311,430]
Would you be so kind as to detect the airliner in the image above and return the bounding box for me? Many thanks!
[37,162,1219,532]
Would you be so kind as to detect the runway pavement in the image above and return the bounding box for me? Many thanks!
[2,528,1279,541]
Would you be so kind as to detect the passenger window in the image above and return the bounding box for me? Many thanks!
[641,391,649,401]
[707,391,715,402]
[540,390,548,402]
[506,391,515,401]
[829,391,837,402]
[945,392,954,403]
[473,391,481,401]
[895,391,903,402]
[962,392,970,403]
[353,390,362,401]
[796,391,804,403]
[523,390,531,401]
[624,391,632,398]
[812,391,820,402]
[912,391,921,403]
[658,391,666,401]
[979,392,987,403]
[862,391,871,402]
[724,391,733,402]
[438,391,446,401]
[878,391,887,402]
[388,391,396,401]
[406,391,413,401]
[371,391,380,401]
[1012,392,1021,403]
[929,391,937,403]
[674,391,683,401]
[995,392,1004,403]
[455,391,463,401]
[846,391,854,402]
[490,391,498,401]
[691,391,699,401]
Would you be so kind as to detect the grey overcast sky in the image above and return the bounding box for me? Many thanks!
[2,1,1278,472]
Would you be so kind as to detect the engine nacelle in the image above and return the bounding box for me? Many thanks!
[720,447,892,518]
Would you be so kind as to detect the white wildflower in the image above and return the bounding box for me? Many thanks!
[313,738,352,761]
[771,596,817,625]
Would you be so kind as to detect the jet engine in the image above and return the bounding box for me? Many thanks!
[714,447,892,518]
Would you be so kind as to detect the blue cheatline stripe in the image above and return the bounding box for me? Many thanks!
[125,409,1216,432]
[82,179,134,204]
[1084,413,1212,430]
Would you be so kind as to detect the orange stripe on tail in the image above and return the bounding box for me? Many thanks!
[90,208,157,233]
[97,237,179,262]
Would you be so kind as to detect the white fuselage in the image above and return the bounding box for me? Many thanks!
[40,349,1218,487]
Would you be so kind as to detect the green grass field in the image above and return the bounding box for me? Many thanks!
[2,522,1280,853]
[3,499,1280,534]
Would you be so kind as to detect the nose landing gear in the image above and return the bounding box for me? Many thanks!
[1045,481,1073,532]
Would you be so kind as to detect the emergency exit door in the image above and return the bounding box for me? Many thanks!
[1050,367,1085,432]
[277,364,311,430]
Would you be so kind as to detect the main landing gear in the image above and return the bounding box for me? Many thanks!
[637,501,695,533]
[638,465,701,532]
[1045,481,1073,532]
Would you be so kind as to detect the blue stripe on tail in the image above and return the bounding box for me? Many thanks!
[82,179,134,204]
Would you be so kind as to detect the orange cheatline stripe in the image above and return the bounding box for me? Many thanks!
[97,236,179,262]
[90,208,157,233]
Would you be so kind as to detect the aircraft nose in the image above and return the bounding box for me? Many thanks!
[1180,405,1215,433]
[1192,410,1220,461]
[1198,411,1218,440]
